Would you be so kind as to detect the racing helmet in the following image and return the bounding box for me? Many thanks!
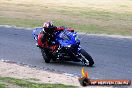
[43,21,56,34]
[43,21,53,28]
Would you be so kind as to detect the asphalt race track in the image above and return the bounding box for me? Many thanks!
[0,26,132,80]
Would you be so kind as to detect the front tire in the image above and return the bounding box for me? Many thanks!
[41,49,51,63]
[80,49,94,66]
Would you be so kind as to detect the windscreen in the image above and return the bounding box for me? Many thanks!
[59,30,71,40]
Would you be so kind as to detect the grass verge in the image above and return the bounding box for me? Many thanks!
[0,84,6,88]
[0,77,76,88]
[1,17,132,36]
[0,0,132,36]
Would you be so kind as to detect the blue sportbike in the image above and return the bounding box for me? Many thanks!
[32,27,94,66]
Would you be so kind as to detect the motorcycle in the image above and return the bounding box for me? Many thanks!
[32,27,94,66]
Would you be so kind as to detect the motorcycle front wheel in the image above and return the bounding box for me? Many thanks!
[80,49,94,66]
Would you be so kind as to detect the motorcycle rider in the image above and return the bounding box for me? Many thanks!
[37,21,61,52]
[38,22,56,48]
[37,21,74,51]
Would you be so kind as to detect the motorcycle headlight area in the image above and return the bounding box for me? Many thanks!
[75,35,79,41]
[66,45,71,48]
[59,32,70,40]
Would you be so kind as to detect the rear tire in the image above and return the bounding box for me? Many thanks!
[41,49,51,63]
[80,49,94,66]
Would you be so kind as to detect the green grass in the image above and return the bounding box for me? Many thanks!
[0,17,43,28]
[0,77,76,88]
[0,84,6,88]
[1,16,132,36]
[0,0,132,36]
[27,78,40,81]
[0,17,108,33]
[53,6,132,21]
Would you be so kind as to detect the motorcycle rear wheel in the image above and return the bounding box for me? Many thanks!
[41,48,51,63]
[80,49,94,66]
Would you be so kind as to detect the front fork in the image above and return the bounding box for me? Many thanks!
[54,45,83,61]
[75,46,88,65]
